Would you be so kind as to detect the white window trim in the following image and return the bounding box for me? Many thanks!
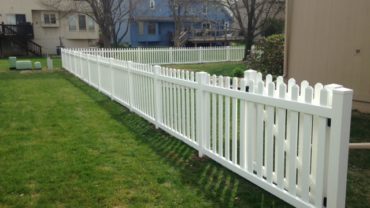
[68,14,96,33]
[202,4,208,15]
[41,12,59,27]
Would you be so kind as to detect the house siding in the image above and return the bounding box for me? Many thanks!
[285,0,370,112]
[121,0,233,47]
[0,0,99,55]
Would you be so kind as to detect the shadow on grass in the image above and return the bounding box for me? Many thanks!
[62,70,292,208]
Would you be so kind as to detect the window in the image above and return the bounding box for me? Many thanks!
[87,16,95,31]
[202,4,208,15]
[148,23,156,35]
[43,13,57,25]
[138,22,144,35]
[68,15,77,31]
[224,21,230,30]
[202,23,210,30]
[149,0,155,9]
[78,15,87,31]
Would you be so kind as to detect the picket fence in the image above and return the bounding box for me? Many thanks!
[61,48,353,208]
[73,46,245,65]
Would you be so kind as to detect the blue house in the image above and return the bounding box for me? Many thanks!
[120,0,238,47]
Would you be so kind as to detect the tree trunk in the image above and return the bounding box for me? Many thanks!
[243,34,254,61]
[102,33,111,48]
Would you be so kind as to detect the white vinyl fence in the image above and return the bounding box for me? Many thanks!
[73,46,245,65]
[61,48,353,208]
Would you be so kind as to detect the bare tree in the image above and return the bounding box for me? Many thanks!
[168,0,211,47]
[168,0,192,47]
[41,0,139,47]
[215,0,284,59]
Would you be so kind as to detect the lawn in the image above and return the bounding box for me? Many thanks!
[0,70,291,207]
[0,60,369,207]
[165,62,247,77]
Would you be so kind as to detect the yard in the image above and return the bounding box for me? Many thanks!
[0,60,369,207]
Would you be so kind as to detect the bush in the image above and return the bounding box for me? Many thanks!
[248,34,284,76]
[233,67,244,78]
[261,18,285,37]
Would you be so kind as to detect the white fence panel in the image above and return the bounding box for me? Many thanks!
[61,48,353,208]
[78,46,245,65]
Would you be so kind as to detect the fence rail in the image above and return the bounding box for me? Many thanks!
[73,46,245,65]
[61,48,353,208]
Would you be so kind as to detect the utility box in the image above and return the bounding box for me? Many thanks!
[15,60,32,70]
[34,62,42,70]
[9,57,16,69]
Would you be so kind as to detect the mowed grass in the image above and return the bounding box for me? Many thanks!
[0,59,369,207]
[165,62,247,77]
[0,57,61,72]
[0,70,292,207]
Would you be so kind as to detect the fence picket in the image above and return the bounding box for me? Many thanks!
[225,77,231,161]
[231,77,238,165]
[218,76,224,156]
[301,87,314,202]
[276,83,287,189]
[255,81,264,177]
[265,82,275,183]
[286,84,299,195]
[239,79,247,169]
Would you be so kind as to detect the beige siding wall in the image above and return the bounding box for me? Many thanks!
[32,11,98,54]
[285,0,370,112]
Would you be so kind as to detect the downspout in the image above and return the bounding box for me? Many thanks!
[283,0,290,78]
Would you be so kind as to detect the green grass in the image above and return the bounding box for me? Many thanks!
[0,63,369,207]
[0,57,61,72]
[165,62,247,77]
[0,70,292,207]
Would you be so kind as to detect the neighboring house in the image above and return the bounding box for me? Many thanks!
[0,0,99,57]
[120,0,238,47]
[284,0,370,112]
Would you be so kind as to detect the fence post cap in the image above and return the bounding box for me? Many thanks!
[332,87,353,95]
[244,69,257,81]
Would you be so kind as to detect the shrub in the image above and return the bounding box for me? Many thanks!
[248,34,284,76]
[233,67,244,78]
[261,18,285,37]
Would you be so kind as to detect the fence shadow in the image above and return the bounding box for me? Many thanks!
[62,70,291,208]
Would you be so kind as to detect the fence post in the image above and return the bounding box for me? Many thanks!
[226,46,231,61]
[109,58,115,100]
[199,47,203,63]
[127,61,134,111]
[169,47,173,64]
[87,54,91,85]
[97,55,102,92]
[154,65,162,129]
[326,87,353,208]
[138,48,142,63]
[196,72,208,157]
